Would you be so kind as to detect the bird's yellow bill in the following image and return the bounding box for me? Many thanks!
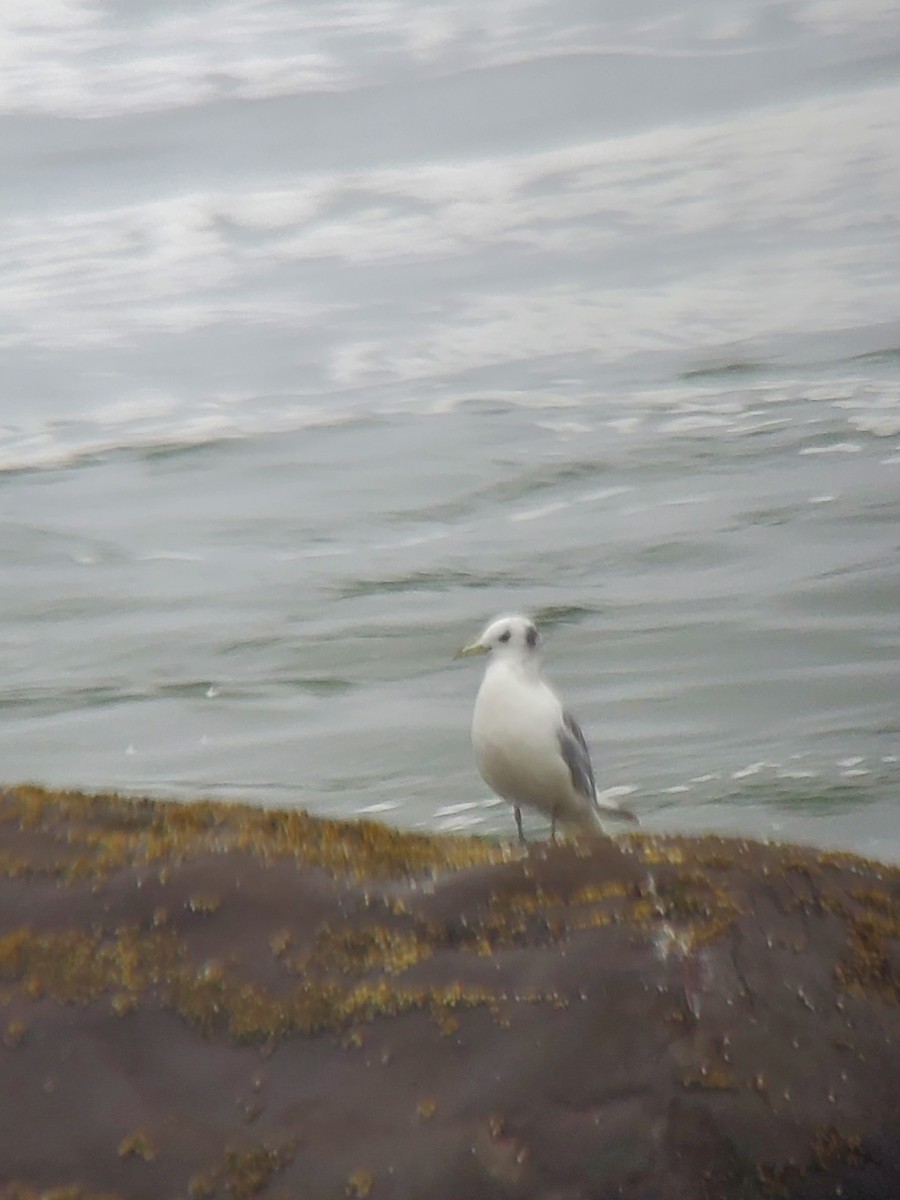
[456,641,487,658]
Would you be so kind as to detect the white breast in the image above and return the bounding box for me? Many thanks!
[471,659,578,819]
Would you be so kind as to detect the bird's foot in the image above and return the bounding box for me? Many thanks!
[514,806,526,844]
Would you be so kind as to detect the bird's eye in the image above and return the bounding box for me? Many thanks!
[525,626,538,648]
[498,630,511,643]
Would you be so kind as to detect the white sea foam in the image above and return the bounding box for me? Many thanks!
[434,800,483,816]
[1,83,898,401]
[137,552,206,563]
[435,812,487,832]
[4,0,898,120]
[731,761,772,780]
[579,486,634,504]
[596,785,637,805]
[0,399,379,473]
[509,501,571,522]
[799,442,863,455]
[849,414,900,437]
[534,420,593,436]
[357,800,400,814]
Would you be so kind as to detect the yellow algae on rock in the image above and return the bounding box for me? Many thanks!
[117,1130,157,1161]
[4,1017,27,1047]
[1,784,511,883]
[301,922,436,977]
[346,1168,373,1197]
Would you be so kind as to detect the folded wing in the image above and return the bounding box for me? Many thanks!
[558,710,597,803]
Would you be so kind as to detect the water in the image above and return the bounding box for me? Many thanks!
[1,2,899,859]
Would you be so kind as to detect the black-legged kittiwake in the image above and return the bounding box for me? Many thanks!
[459,614,637,842]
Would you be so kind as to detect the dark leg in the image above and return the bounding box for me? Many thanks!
[514,806,525,844]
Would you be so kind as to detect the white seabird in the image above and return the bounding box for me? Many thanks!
[459,613,637,842]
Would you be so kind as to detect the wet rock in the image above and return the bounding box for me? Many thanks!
[0,784,898,1199]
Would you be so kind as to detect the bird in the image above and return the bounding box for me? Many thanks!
[459,613,637,842]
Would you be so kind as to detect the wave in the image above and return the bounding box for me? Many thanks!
[0,399,377,475]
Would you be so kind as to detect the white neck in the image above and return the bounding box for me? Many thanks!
[486,651,542,681]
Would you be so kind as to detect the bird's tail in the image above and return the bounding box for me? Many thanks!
[590,801,639,826]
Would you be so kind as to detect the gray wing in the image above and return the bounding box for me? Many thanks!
[558,710,597,803]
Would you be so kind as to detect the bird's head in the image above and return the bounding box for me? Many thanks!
[458,614,541,662]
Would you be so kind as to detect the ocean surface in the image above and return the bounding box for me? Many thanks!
[2,1,899,859]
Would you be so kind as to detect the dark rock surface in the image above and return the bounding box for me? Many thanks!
[0,785,898,1199]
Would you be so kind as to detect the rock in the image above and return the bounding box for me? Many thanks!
[0,784,898,1199]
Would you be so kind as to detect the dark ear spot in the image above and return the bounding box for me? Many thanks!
[525,625,538,648]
